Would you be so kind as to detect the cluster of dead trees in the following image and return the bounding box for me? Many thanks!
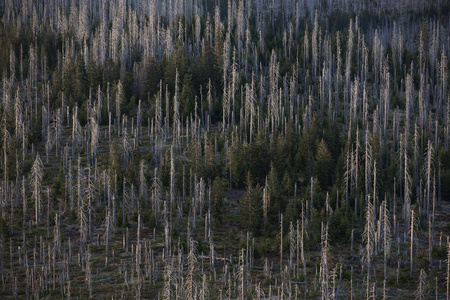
[0,0,449,298]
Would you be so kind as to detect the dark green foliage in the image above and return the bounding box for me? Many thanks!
[180,74,195,117]
[327,10,355,32]
[63,56,88,108]
[145,57,164,96]
[192,45,221,94]
[282,171,293,196]
[240,171,262,233]
[304,177,324,211]
[163,46,189,94]
[440,149,450,201]
[315,139,333,189]
[211,177,228,224]
[267,162,283,215]
[121,72,136,115]
[229,131,270,188]
[0,217,10,239]
[431,245,447,259]
[305,209,323,249]
[328,208,352,244]
[296,120,320,179]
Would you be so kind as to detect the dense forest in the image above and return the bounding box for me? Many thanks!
[0,0,450,298]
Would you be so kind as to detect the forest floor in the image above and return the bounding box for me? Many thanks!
[1,128,449,299]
